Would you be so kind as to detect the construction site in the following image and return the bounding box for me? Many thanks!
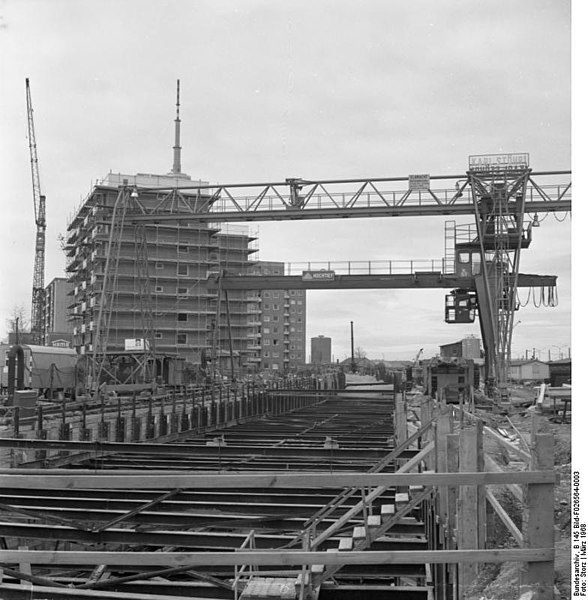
[0,72,574,600]
[3,0,583,575]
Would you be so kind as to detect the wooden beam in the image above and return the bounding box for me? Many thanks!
[76,564,235,591]
[458,423,483,598]
[521,434,555,599]
[485,489,524,547]
[0,563,68,588]
[0,548,555,567]
[91,489,183,533]
[0,469,554,491]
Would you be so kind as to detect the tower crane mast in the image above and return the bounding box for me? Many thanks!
[26,78,46,345]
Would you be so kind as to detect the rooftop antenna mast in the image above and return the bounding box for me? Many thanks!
[26,78,46,344]
[171,79,182,175]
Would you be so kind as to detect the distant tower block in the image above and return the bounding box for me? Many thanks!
[311,335,332,364]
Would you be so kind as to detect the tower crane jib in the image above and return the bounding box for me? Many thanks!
[25,78,47,345]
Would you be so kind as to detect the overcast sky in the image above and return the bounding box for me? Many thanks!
[0,0,577,361]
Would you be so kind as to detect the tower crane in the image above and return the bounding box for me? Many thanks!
[25,78,46,345]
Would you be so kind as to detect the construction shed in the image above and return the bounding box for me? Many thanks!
[508,358,550,383]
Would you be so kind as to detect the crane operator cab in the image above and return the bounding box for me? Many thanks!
[455,248,482,278]
[445,289,477,324]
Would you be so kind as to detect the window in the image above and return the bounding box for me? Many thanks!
[291,327,296,332]
[177,333,187,344]
[156,262,164,270]
[273,339,278,345]
[263,339,270,345]
[177,287,188,295]
[273,316,279,321]
[273,304,279,310]
[155,332,163,339]
[273,352,279,358]
[273,292,279,298]
[263,316,270,322]
[273,327,278,333]
[264,303,270,309]
[263,328,270,334]
[155,285,163,293]
[177,313,188,322]
[179,245,188,253]
[264,292,270,298]
[178,264,188,276]
[263,352,270,357]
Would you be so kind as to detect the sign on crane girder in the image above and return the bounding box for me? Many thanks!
[302,270,336,281]
[468,153,530,173]
[408,174,430,191]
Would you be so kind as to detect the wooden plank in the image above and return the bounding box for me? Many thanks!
[395,393,408,445]
[486,489,524,547]
[91,488,183,533]
[436,409,453,527]
[446,433,459,600]
[0,548,555,567]
[458,424,482,597]
[0,468,555,491]
[521,434,555,599]
[0,582,198,599]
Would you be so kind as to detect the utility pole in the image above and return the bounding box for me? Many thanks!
[350,321,356,373]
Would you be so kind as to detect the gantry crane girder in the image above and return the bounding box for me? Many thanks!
[212,272,556,291]
[128,170,570,223]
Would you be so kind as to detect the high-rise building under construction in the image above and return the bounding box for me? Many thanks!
[64,82,302,384]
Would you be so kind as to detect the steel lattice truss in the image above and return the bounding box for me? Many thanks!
[123,171,571,222]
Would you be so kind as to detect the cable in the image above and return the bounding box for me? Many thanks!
[517,287,531,308]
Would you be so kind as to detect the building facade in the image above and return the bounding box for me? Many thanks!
[508,359,550,382]
[440,336,481,360]
[42,277,74,346]
[251,261,307,373]
[311,335,332,364]
[65,172,261,383]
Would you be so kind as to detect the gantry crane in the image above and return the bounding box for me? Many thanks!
[126,157,570,398]
[25,78,46,345]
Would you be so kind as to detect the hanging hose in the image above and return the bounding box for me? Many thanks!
[517,287,532,308]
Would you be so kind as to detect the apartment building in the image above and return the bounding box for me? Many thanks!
[252,261,307,373]
[311,335,332,364]
[64,172,259,380]
[42,277,74,346]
